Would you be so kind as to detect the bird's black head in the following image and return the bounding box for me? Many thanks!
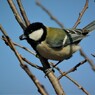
[19,22,47,49]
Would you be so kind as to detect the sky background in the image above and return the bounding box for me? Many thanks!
[0,0,95,95]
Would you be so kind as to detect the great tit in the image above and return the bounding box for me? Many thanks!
[19,20,95,62]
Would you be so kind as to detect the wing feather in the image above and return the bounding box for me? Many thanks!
[46,27,84,48]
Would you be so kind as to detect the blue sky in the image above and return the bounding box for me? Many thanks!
[0,0,95,95]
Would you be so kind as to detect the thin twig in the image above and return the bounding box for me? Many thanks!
[7,0,26,30]
[80,49,95,71]
[73,0,89,28]
[17,0,30,26]
[14,42,36,56]
[65,75,90,95]
[58,59,87,80]
[21,56,43,71]
[35,0,64,28]
[91,53,95,57]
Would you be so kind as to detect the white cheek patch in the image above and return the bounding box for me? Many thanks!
[29,28,44,41]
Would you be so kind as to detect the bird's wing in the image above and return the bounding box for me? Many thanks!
[83,20,95,33]
[46,27,85,48]
[46,27,66,48]
[64,29,85,46]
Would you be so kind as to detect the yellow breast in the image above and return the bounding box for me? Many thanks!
[36,41,80,61]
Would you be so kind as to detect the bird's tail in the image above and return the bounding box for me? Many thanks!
[82,20,95,34]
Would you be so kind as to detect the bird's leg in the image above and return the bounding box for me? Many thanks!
[53,60,63,68]
[38,55,55,77]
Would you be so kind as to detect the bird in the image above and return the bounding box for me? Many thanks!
[19,20,95,63]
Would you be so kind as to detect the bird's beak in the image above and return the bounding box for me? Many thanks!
[19,34,27,40]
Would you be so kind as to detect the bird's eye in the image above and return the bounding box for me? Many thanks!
[26,30,33,35]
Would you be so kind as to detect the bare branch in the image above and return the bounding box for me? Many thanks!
[0,25,24,65]
[7,0,26,30]
[39,56,65,95]
[50,62,90,95]
[80,49,95,71]
[73,0,89,28]
[21,64,49,95]
[2,36,36,56]
[35,0,64,28]
[17,0,30,26]
[0,25,48,95]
